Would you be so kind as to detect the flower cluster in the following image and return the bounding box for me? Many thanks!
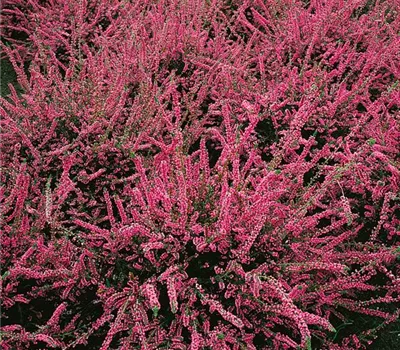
[1,0,399,349]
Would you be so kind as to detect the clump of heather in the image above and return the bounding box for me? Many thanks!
[1,0,399,349]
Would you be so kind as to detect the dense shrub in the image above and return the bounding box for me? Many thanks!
[1,0,399,349]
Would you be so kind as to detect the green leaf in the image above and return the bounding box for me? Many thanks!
[367,138,376,146]
[305,337,312,350]
[152,306,159,318]
[393,246,400,257]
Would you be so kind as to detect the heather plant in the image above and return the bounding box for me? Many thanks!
[1,0,399,349]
